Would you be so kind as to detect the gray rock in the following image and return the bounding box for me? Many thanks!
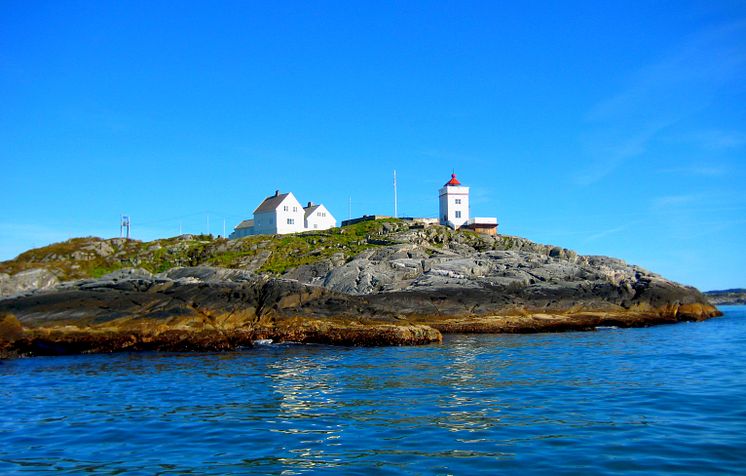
[157,266,255,283]
[101,268,153,281]
[83,240,115,257]
[0,269,59,297]
[280,235,666,312]
[282,260,335,286]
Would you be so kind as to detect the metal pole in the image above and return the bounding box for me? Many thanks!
[393,170,398,218]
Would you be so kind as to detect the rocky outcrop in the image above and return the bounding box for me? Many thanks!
[0,313,24,359]
[0,223,721,357]
[0,273,443,355]
[283,229,717,320]
[704,289,746,305]
[0,268,59,297]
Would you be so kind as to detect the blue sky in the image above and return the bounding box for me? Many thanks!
[1,1,744,290]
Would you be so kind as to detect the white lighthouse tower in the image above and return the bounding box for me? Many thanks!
[439,173,470,229]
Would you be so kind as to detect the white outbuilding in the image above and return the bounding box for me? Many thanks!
[230,219,255,239]
[304,202,337,231]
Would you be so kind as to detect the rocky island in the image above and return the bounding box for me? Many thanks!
[704,289,746,305]
[0,220,720,358]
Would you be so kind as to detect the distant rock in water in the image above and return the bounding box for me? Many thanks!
[0,221,721,356]
[704,289,746,305]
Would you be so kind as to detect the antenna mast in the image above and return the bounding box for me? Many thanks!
[393,170,398,218]
[120,215,131,240]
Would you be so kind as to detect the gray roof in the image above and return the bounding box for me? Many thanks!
[304,204,321,218]
[234,219,254,230]
[253,192,290,214]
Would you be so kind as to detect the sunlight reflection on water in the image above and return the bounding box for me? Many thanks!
[1,308,745,474]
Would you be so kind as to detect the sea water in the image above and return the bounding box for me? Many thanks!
[2,307,745,475]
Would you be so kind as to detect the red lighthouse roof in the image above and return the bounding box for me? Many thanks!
[444,173,461,186]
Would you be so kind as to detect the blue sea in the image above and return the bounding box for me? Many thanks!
[2,307,745,475]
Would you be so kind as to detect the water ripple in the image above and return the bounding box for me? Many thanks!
[1,307,745,474]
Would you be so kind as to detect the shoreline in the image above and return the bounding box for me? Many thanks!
[1,304,721,358]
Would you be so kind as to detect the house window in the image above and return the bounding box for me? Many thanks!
[287,218,294,225]
[293,206,298,212]
[322,212,326,217]
[455,211,462,218]
[455,199,461,204]
[314,224,318,229]
[283,206,288,211]
[317,212,321,216]
[269,218,273,224]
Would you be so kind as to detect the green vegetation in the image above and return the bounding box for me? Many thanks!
[207,219,402,274]
[0,219,407,280]
[90,265,124,278]
[0,219,548,282]
[0,237,128,280]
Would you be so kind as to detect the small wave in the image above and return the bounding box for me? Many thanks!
[595,326,619,330]
[252,339,274,345]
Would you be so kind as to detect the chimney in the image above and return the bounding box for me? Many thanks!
[307,201,314,208]
[274,190,279,197]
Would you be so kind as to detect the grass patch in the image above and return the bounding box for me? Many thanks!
[0,219,412,280]
[89,264,124,278]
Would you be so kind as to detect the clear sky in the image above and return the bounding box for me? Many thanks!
[1,1,745,291]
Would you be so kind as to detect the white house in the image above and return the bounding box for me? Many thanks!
[304,202,336,230]
[439,173,470,229]
[253,191,305,235]
[229,190,336,238]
